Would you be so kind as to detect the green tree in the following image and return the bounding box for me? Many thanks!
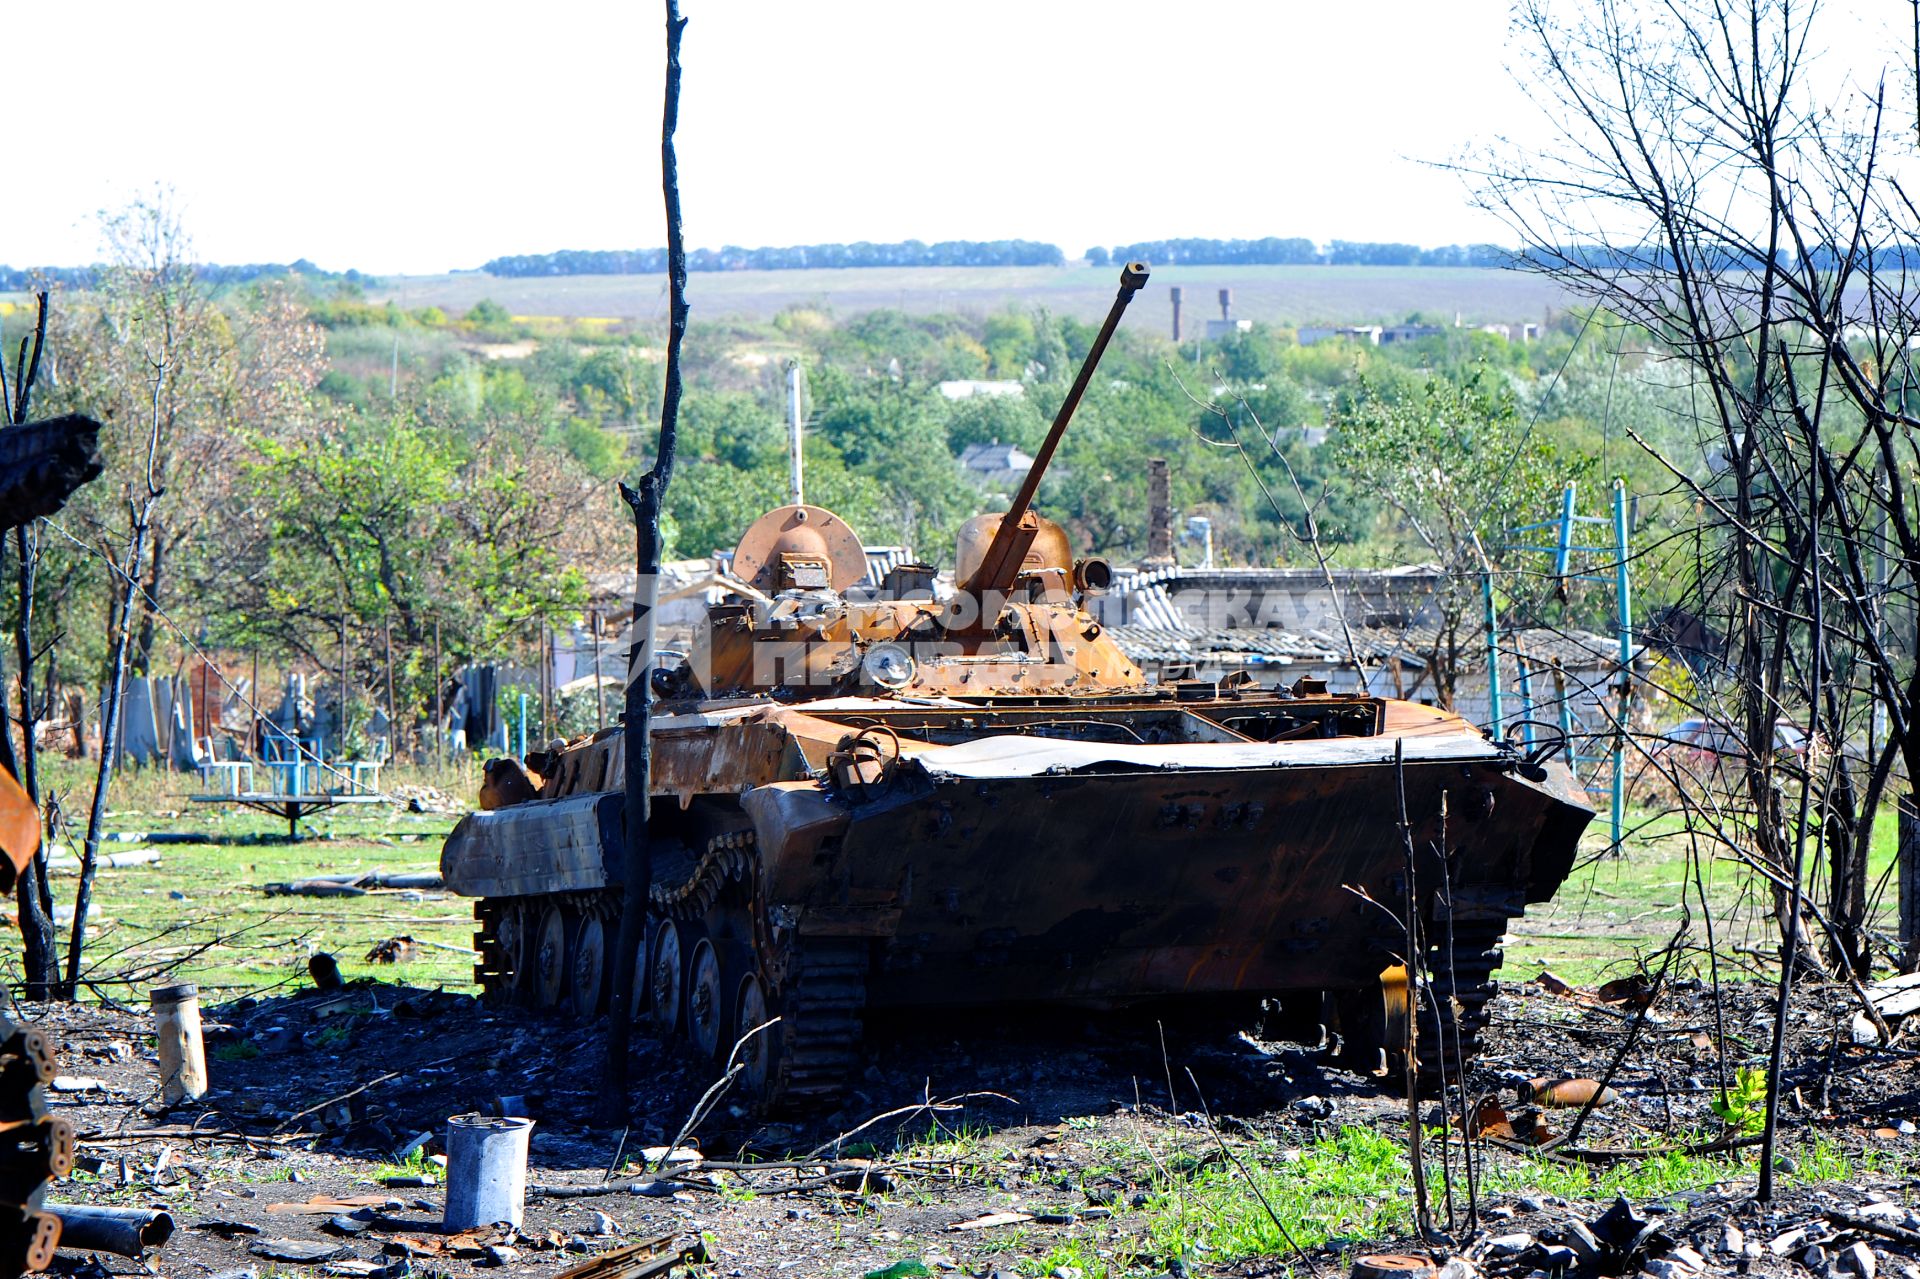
[232,413,593,709]
[463,298,512,329]
[1331,368,1590,708]
[940,392,1045,455]
[982,311,1036,377]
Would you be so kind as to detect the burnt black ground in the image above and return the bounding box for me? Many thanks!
[24,970,1920,1279]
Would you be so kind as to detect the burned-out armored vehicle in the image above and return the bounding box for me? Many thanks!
[441,265,1592,1108]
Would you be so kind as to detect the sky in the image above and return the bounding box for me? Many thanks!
[5,0,1905,276]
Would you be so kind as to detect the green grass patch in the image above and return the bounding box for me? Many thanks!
[1506,799,1903,986]
[1032,1125,1896,1279]
[19,756,478,1001]
[371,1146,442,1184]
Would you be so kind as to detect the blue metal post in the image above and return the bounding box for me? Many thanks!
[518,693,528,760]
[1554,481,1578,577]
[1483,570,1504,737]
[1516,654,1537,748]
[1610,481,1633,852]
[1553,663,1579,783]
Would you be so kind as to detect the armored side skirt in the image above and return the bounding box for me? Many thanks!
[772,741,1590,1009]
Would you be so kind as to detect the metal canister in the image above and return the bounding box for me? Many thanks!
[443,1114,534,1230]
[149,983,207,1103]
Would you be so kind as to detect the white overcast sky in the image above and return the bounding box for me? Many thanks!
[6,0,1905,276]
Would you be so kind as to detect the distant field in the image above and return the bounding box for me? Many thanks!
[368,263,1574,328]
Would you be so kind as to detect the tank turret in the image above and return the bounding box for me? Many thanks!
[678,263,1154,701]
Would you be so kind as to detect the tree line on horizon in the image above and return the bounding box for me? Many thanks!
[0,259,371,291]
[15,236,1919,290]
[481,239,1068,276]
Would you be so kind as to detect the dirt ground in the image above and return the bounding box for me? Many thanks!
[26,962,1920,1279]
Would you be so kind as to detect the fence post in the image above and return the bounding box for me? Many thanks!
[1901,794,1920,972]
[1482,570,1503,738]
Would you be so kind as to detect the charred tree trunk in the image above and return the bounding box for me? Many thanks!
[66,513,148,999]
[601,0,689,1120]
[11,529,60,999]
[67,353,168,1000]
[3,293,65,998]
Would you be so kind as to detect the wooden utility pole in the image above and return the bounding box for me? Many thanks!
[602,0,689,1120]
[337,601,348,764]
[591,610,605,732]
[384,611,395,747]
[431,620,443,759]
[540,625,552,744]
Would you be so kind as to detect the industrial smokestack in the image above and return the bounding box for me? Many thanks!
[1218,288,1233,321]
[1147,458,1174,565]
[1169,287,1184,342]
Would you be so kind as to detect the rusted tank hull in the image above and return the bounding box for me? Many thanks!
[445,691,1592,1107]
[764,751,1585,1010]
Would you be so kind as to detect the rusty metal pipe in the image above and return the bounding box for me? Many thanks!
[49,1204,173,1258]
[960,261,1150,599]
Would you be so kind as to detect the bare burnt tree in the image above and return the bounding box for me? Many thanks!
[1475,0,1920,1199]
[66,343,170,999]
[1480,0,1920,957]
[602,0,690,1118]
[1,293,75,996]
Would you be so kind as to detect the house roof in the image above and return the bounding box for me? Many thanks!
[959,441,1036,474]
[1110,562,1443,594]
[1108,620,1642,673]
[1106,624,1344,666]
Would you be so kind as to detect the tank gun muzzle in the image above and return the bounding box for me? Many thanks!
[953,262,1152,615]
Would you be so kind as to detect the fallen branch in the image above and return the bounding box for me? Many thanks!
[271,1054,462,1135]
[651,1017,778,1173]
[1829,1213,1920,1249]
[1546,1133,1767,1163]
[804,1090,1016,1162]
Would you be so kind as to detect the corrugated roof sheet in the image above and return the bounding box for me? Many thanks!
[1109,621,1639,672]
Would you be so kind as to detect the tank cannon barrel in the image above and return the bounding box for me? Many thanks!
[958,261,1150,599]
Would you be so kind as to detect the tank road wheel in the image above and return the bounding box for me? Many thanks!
[531,904,569,1009]
[486,903,529,1007]
[1333,963,1412,1081]
[570,915,607,1018]
[686,937,726,1061]
[734,972,775,1102]
[648,919,687,1035]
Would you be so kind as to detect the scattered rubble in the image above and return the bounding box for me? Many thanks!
[19,962,1920,1278]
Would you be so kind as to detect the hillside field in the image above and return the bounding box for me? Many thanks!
[367,262,1574,327]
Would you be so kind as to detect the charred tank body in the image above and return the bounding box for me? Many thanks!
[439,264,1594,1108]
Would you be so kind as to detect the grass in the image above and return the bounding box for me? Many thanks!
[1504,796,1904,986]
[371,1146,443,1184]
[19,754,478,1001]
[1023,1124,1907,1279]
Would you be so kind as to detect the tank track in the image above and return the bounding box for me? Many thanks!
[650,831,868,1108]
[0,1017,71,1274]
[1415,915,1509,1083]
[471,828,869,1111]
[649,830,755,918]
[770,939,868,1106]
